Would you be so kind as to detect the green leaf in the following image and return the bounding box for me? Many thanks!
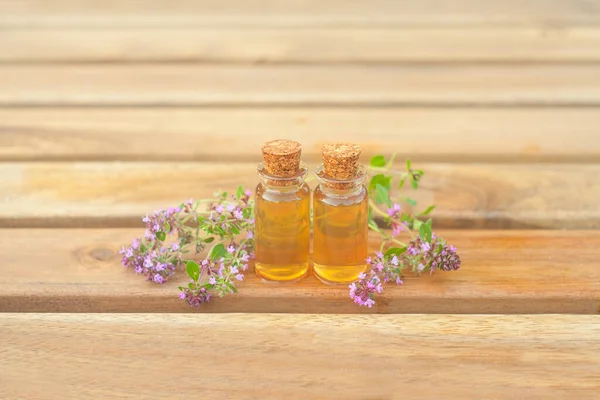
[164,221,170,233]
[419,223,432,243]
[406,159,411,171]
[405,197,417,207]
[412,219,422,230]
[156,231,166,241]
[426,218,433,228]
[242,208,252,219]
[188,282,195,290]
[198,216,206,224]
[369,174,392,191]
[209,244,228,261]
[230,224,241,235]
[203,237,215,243]
[221,192,228,199]
[236,185,244,200]
[185,261,200,282]
[385,247,407,258]
[411,178,419,189]
[414,169,424,176]
[375,184,392,207]
[419,205,435,216]
[370,155,387,167]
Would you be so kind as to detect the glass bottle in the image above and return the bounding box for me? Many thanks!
[313,143,369,284]
[254,140,310,283]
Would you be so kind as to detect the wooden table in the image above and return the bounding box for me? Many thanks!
[1,1,599,398]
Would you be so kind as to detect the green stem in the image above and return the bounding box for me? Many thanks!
[369,199,389,218]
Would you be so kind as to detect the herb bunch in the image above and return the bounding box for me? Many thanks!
[120,187,255,306]
[350,155,461,307]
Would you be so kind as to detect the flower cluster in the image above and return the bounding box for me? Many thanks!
[121,187,255,306]
[349,156,462,307]
[405,235,461,274]
[178,240,253,307]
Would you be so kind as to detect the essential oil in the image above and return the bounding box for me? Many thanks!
[255,140,310,283]
[313,143,368,284]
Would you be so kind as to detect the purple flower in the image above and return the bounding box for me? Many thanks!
[142,214,150,223]
[246,231,254,239]
[245,190,252,197]
[349,272,380,307]
[421,242,431,252]
[171,242,180,251]
[125,248,134,258]
[227,245,236,254]
[392,223,404,237]
[241,254,250,262]
[153,274,165,284]
[143,256,153,268]
[215,204,224,214]
[234,210,244,220]
[226,204,236,212]
[131,238,140,249]
[235,273,244,281]
[179,292,186,300]
[209,276,217,285]
[387,203,401,217]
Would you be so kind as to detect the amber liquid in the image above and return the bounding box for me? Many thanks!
[255,182,311,282]
[313,186,368,284]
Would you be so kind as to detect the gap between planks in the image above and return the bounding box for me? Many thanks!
[2,65,600,106]
[1,107,600,163]
[1,162,599,229]
[1,314,599,399]
[1,229,599,314]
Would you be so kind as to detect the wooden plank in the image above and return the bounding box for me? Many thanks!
[4,28,600,63]
[1,314,599,399]
[1,229,599,313]
[1,65,600,106]
[1,107,599,162]
[1,162,599,229]
[1,0,599,28]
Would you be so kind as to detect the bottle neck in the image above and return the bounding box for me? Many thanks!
[257,162,307,191]
[315,163,366,196]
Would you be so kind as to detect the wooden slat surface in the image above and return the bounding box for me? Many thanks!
[1,229,599,313]
[1,108,599,162]
[2,162,599,229]
[2,0,599,28]
[1,65,600,106]
[2,314,600,400]
[4,28,600,63]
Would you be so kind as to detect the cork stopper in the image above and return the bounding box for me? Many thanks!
[261,139,302,177]
[322,142,361,180]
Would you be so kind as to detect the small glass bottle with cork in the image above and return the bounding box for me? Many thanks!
[254,139,311,283]
[313,142,369,284]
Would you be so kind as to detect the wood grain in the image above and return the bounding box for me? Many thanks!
[1,0,599,28]
[1,162,599,229]
[1,107,599,162]
[1,65,600,106]
[1,229,599,313]
[4,27,600,63]
[1,314,599,400]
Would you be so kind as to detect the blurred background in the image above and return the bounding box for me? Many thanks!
[1,0,599,230]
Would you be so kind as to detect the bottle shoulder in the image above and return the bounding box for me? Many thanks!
[256,181,310,203]
[314,184,367,207]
